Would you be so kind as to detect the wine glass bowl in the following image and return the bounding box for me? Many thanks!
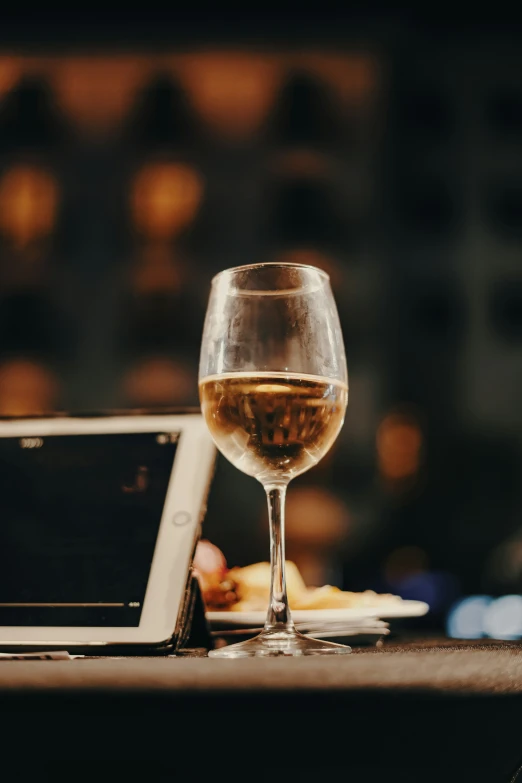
[199,374,347,484]
[199,262,349,657]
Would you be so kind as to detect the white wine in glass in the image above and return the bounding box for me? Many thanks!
[199,263,349,657]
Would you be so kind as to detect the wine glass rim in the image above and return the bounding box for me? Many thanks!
[211,262,330,286]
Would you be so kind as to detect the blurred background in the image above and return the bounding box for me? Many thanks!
[1,9,521,637]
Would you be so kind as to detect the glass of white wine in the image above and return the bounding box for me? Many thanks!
[199,262,350,657]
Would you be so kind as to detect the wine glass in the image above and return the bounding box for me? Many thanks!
[199,262,349,657]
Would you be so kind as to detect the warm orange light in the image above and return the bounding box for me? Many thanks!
[54,57,143,132]
[123,356,196,407]
[0,166,59,249]
[0,57,22,100]
[181,54,279,139]
[285,486,350,547]
[270,149,331,177]
[283,486,350,587]
[376,412,423,481]
[131,162,203,240]
[131,245,185,295]
[298,53,377,103]
[0,359,59,416]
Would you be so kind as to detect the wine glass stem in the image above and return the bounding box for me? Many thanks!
[263,483,295,633]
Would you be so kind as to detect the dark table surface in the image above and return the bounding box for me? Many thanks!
[0,637,521,695]
[1,637,521,781]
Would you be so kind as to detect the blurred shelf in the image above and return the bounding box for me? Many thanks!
[482,178,522,240]
[124,72,202,152]
[265,69,343,150]
[0,74,70,152]
[488,279,522,343]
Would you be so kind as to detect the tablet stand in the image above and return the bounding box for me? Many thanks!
[172,569,213,656]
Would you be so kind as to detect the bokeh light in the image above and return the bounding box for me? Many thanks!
[131,246,186,296]
[284,486,350,587]
[269,149,332,178]
[122,355,197,408]
[376,410,423,484]
[0,358,60,416]
[130,162,204,241]
[448,595,522,640]
[0,165,59,249]
[446,595,493,639]
[0,57,22,100]
[54,57,143,133]
[301,53,377,105]
[483,595,522,640]
[383,546,458,611]
[181,54,279,140]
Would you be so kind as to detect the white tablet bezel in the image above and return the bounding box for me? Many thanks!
[0,413,216,647]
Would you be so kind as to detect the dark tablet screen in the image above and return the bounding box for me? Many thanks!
[0,431,179,626]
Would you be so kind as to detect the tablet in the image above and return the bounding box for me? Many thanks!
[0,412,216,649]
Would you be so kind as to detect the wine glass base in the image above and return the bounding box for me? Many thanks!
[208,629,352,658]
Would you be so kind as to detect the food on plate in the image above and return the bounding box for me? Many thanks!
[192,539,236,609]
[194,540,403,612]
[226,561,308,610]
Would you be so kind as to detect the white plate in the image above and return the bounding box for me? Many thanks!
[374,600,429,618]
[207,600,428,628]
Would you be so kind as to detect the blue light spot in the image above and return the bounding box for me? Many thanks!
[483,595,522,640]
[446,595,493,639]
